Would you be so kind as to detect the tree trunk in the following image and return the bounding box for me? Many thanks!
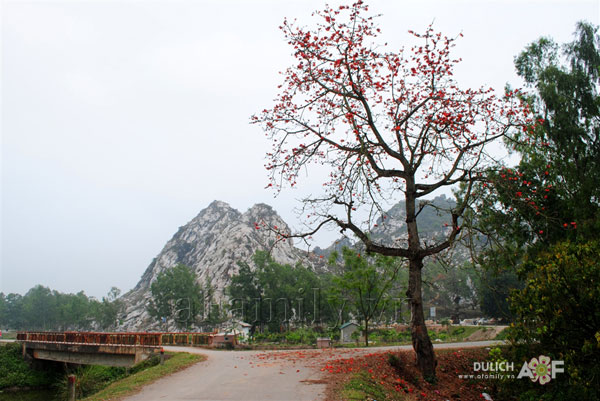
[407,257,436,380]
[404,179,437,380]
[364,319,369,347]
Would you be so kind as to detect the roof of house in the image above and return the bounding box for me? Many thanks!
[340,322,359,329]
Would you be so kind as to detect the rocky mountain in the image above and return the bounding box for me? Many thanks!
[120,201,325,330]
[121,196,476,330]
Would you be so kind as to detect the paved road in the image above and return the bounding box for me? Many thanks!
[123,340,503,401]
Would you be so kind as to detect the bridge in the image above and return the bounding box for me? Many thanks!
[17,331,212,367]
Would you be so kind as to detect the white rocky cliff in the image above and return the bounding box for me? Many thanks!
[120,200,324,330]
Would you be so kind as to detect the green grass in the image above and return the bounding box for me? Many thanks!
[448,325,481,340]
[341,370,395,401]
[493,327,510,340]
[81,352,205,401]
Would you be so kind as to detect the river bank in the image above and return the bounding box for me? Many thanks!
[0,342,205,401]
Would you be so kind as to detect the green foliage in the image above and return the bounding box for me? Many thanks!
[199,277,227,330]
[56,365,126,400]
[0,286,123,331]
[341,371,388,401]
[284,327,317,344]
[56,356,161,400]
[96,287,124,330]
[511,21,600,245]
[479,269,521,319]
[451,327,465,336]
[0,343,57,389]
[472,21,600,252]
[228,251,333,332]
[508,240,600,400]
[463,22,600,332]
[147,264,202,330]
[129,355,161,374]
[330,248,403,347]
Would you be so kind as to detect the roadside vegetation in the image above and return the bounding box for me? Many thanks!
[241,325,502,350]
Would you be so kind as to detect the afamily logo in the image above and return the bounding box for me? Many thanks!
[517,355,564,385]
[463,355,564,384]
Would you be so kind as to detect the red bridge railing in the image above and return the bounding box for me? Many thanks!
[17,331,215,347]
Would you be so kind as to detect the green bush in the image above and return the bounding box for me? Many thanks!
[285,328,317,344]
[451,327,465,336]
[0,343,57,389]
[507,240,600,401]
[57,365,126,399]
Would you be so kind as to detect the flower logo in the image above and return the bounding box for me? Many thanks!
[528,355,552,385]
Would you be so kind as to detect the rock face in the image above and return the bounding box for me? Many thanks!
[121,201,324,330]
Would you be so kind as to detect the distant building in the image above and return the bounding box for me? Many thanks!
[340,322,360,343]
[231,321,252,342]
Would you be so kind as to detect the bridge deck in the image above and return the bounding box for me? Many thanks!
[17,331,215,367]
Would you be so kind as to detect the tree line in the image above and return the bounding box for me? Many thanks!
[0,286,123,331]
[147,249,485,346]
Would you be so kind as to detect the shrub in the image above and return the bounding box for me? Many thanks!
[508,240,600,400]
[57,365,126,399]
[0,343,57,389]
[451,327,465,336]
[387,352,402,372]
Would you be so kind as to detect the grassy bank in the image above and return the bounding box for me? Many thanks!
[81,352,205,401]
[340,370,394,400]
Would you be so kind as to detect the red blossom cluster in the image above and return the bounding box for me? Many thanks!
[252,1,533,229]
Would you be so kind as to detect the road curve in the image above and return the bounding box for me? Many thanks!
[122,341,503,401]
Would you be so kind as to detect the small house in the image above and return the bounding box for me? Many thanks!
[232,321,252,341]
[316,337,332,348]
[340,322,360,343]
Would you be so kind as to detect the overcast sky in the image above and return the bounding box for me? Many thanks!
[1,0,598,298]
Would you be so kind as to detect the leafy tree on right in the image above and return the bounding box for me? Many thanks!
[466,21,600,400]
